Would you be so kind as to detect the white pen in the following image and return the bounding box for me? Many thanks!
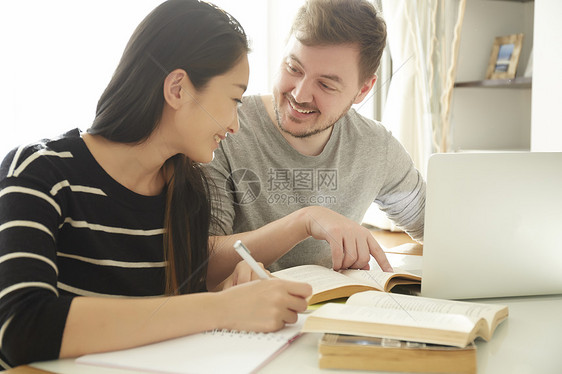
[233,240,270,280]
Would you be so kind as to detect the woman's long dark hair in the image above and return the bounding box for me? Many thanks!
[88,0,249,295]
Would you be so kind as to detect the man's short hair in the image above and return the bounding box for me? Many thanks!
[290,0,387,84]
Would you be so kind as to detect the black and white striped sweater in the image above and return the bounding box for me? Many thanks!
[0,129,168,368]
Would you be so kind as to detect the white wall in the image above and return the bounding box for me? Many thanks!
[450,0,534,152]
[531,0,562,151]
[0,1,162,157]
[266,0,303,91]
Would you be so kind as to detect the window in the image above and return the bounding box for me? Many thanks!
[0,0,304,156]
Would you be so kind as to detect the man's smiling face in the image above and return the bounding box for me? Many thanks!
[272,36,365,139]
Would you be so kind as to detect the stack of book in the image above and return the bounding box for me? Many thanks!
[318,334,476,374]
[302,290,508,373]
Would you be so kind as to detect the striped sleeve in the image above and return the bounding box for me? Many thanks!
[0,145,74,367]
[0,132,167,368]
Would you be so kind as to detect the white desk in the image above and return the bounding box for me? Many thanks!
[23,253,562,374]
[263,294,562,374]
[27,293,562,374]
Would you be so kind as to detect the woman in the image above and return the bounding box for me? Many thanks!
[0,0,310,368]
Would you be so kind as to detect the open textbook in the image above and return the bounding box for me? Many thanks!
[302,291,508,347]
[272,264,420,304]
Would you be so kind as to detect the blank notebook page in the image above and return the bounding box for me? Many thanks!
[76,315,305,374]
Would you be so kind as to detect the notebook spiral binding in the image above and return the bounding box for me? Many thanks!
[206,329,291,341]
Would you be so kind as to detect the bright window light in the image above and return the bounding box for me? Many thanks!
[0,0,303,157]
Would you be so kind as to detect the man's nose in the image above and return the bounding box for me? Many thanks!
[292,77,313,104]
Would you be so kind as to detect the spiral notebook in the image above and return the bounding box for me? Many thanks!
[76,315,305,374]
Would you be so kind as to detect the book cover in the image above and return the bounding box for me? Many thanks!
[319,333,476,374]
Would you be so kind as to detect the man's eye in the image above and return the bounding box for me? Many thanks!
[287,64,299,73]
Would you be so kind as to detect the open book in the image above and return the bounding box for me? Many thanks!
[302,291,508,347]
[272,264,420,304]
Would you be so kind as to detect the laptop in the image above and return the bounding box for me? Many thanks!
[420,152,562,299]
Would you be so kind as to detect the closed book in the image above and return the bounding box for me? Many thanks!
[318,333,476,374]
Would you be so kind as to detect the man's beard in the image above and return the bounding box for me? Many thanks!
[272,92,353,139]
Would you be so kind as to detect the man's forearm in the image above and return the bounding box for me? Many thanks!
[206,208,311,289]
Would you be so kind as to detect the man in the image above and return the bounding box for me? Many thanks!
[205,0,424,281]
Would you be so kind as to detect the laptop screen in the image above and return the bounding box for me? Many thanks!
[421,152,562,299]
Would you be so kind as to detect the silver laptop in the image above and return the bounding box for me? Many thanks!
[420,152,562,299]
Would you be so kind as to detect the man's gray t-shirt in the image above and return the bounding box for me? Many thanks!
[205,95,425,272]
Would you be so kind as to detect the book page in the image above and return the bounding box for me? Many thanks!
[305,303,477,333]
[273,265,380,294]
[346,291,507,331]
[340,268,420,291]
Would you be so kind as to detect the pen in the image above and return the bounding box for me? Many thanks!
[233,240,270,280]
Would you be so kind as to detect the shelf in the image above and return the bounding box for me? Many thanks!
[454,77,532,89]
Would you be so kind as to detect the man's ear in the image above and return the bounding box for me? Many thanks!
[163,68,194,109]
[353,75,377,105]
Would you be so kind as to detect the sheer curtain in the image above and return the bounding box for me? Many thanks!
[381,0,466,175]
[364,0,466,231]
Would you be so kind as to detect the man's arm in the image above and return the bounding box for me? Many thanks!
[205,143,237,237]
[203,107,396,289]
[375,135,426,242]
[206,206,392,290]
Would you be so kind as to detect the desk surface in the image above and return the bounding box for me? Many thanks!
[21,293,562,374]
[8,231,562,374]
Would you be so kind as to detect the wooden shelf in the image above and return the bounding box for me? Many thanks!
[454,77,532,89]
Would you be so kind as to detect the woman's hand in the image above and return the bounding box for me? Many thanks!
[216,278,312,332]
[211,260,271,291]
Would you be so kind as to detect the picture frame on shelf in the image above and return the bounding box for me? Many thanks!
[485,33,524,80]
[523,47,533,78]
